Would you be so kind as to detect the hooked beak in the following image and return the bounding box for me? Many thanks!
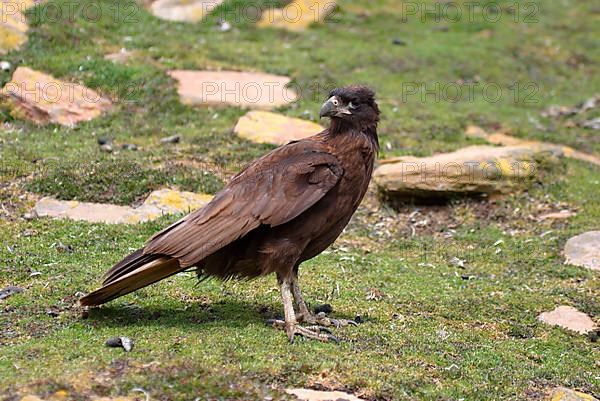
[319,96,352,118]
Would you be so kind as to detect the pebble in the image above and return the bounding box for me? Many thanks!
[105,336,134,352]
[160,135,180,144]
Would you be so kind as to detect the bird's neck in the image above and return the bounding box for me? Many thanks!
[328,119,379,152]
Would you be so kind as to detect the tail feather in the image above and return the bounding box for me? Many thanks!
[103,248,157,285]
[79,248,184,306]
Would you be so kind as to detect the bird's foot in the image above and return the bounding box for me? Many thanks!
[298,311,359,328]
[267,319,339,343]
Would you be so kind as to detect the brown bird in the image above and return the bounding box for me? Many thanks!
[80,85,380,342]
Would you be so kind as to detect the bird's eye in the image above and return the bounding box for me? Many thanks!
[348,101,359,109]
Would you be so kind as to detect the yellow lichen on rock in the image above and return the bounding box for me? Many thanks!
[0,0,29,54]
[234,110,323,145]
[549,387,598,401]
[0,0,46,54]
[465,125,600,167]
[143,188,213,213]
[257,0,337,31]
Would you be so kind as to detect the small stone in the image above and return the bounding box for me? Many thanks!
[538,210,576,221]
[313,304,332,315]
[392,38,407,46]
[150,0,224,22]
[22,211,37,220]
[100,143,113,153]
[564,231,600,271]
[121,143,138,151]
[538,306,597,335]
[217,19,231,32]
[168,70,298,109]
[257,0,337,32]
[55,242,73,253]
[286,389,364,401]
[46,308,59,317]
[104,48,134,64]
[20,396,45,401]
[582,117,600,130]
[97,137,111,145]
[0,286,24,300]
[234,111,323,145]
[105,336,134,352]
[0,60,11,71]
[450,256,466,268]
[548,387,599,401]
[160,135,180,144]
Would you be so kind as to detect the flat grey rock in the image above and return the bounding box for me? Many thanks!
[33,189,213,224]
[538,306,597,334]
[564,231,600,271]
[168,70,298,109]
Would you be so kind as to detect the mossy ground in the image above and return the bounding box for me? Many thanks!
[1,0,599,400]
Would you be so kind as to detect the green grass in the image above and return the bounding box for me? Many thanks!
[1,0,599,399]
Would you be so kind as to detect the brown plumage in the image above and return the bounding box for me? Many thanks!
[80,86,380,342]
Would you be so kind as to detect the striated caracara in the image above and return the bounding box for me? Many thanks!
[80,85,380,342]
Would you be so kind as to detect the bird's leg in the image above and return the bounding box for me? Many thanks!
[291,274,314,324]
[291,273,358,329]
[269,274,338,343]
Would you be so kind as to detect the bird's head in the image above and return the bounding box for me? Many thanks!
[319,86,380,130]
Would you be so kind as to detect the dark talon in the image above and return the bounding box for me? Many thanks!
[328,334,340,344]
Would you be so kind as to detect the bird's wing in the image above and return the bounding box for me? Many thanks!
[143,140,343,267]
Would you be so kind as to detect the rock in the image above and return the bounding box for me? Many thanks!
[234,111,323,145]
[0,60,11,71]
[0,0,38,54]
[582,117,600,130]
[564,231,600,271]
[373,145,554,199]
[286,389,364,401]
[548,387,599,401]
[313,304,332,314]
[538,306,597,335]
[21,395,135,401]
[105,336,134,352]
[541,95,599,118]
[0,285,24,300]
[104,48,134,64]
[1,67,111,127]
[33,188,213,224]
[216,18,231,32]
[465,125,600,167]
[121,143,138,151]
[143,188,212,214]
[258,0,337,31]
[100,144,113,153]
[20,396,45,401]
[168,70,298,109]
[538,210,576,221]
[160,134,180,144]
[150,0,224,22]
